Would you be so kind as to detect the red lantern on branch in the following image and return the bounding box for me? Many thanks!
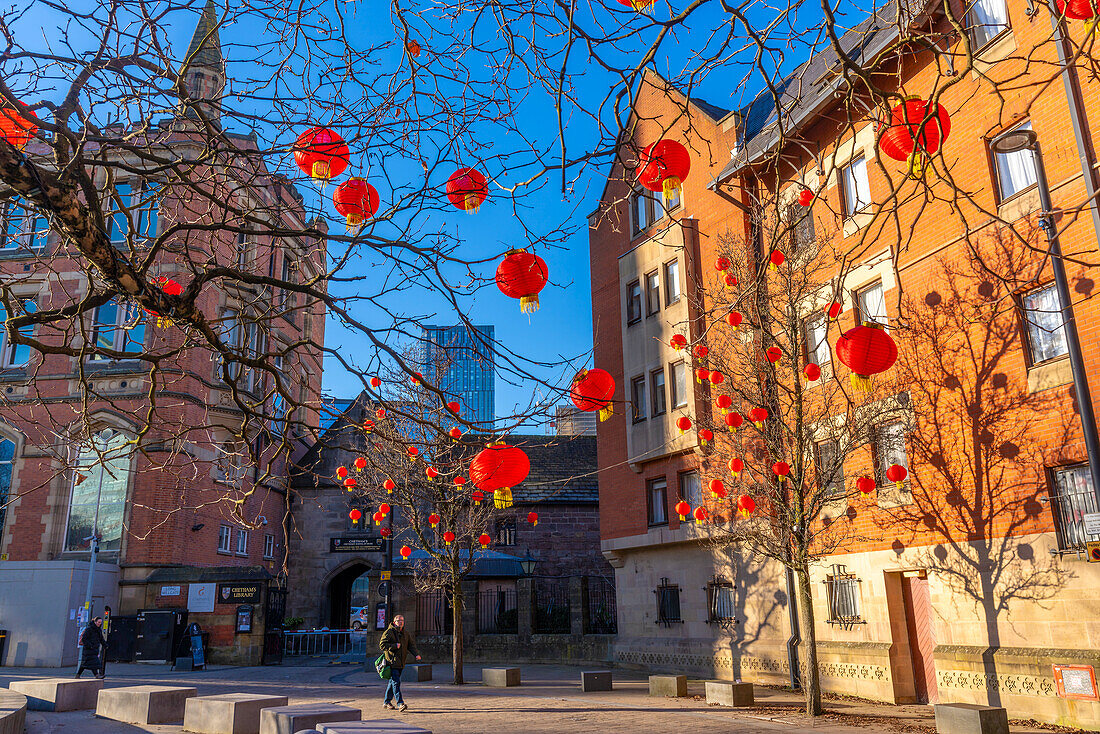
[570,368,616,422]
[827,301,843,320]
[699,429,713,446]
[349,509,362,523]
[804,363,822,381]
[406,446,419,461]
[797,189,814,206]
[336,466,349,479]
[693,506,709,525]
[615,0,656,10]
[728,457,743,478]
[343,477,357,489]
[724,412,743,432]
[425,466,438,480]
[383,479,396,494]
[1056,0,1100,19]
[692,344,709,361]
[478,533,491,549]
[332,178,380,228]
[737,494,755,519]
[0,101,38,150]
[354,457,367,471]
[856,476,876,494]
[471,490,483,505]
[470,443,530,509]
[725,311,743,329]
[749,407,768,428]
[674,500,691,521]
[370,376,382,388]
[376,408,386,419]
[400,545,413,558]
[723,273,738,288]
[294,127,349,181]
[670,334,687,350]
[527,511,539,526]
[708,479,726,498]
[449,427,463,441]
[443,531,455,544]
[637,139,691,198]
[362,420,374,434]
[886,464,908,488]
[496,249,549,313]
[373,511,384,526]
[695,367,709,384]
[769,250,785,269]
[715,394,732,413]
[429,513,441,528]
[714,257,730,272]
[878,97,951,178]
[708,370,725,385]
[773,461,790,481]
[380,525,391,538]
[765,346,782,363]
[446,167,489,212]
[676,416,692,434]
[454,476,467,486]
[447,401,461,414]
[836,323,898,391]
[380,503,391,515]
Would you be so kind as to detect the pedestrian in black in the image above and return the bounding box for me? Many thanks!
[379,614,421,712]
[75,617,106,679]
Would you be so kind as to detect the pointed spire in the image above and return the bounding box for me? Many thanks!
[186,0,223,72]
[180,0,225,129]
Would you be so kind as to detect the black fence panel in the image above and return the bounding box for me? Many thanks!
[477,587,518,634]
[533,578,571,634]
[586,577,617,634]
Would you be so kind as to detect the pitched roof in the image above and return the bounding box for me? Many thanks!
[185,0,224,70]
[505,434,598,505]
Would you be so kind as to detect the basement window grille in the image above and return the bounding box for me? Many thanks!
[654,577,682,627]
[824,564,864,629]
[705,576,739,628]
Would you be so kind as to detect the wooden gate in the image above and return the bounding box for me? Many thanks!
[900,573,938,704]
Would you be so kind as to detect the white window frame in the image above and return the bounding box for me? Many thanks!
[263,533,275,559]
[855,281,888,328]
[804,311,831,368]
[107,180,159,247]
[1021,283,1069,365]
[214,440,245,485]
[669,361,688,408]
[218,525,232,553]
[967,0,1010,50]
[235,527,249,556]
[874,420,909,487]
[0,299,36,368]
[992,122,1038,202]
[664,259,681,306]
[2,198,48,251]
[631,375,647,423]
[841,156,871,217]
[89,299,145,360]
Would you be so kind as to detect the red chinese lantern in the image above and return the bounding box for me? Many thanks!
[400,545,413,558]
[1057,0,1100,19]
[380,527,392,537]
[773,461,790,481]
[797,189,814,206]
[723,273,738,288]
[443,531,455,544]
[676,416,692,434]
[708,370,725,385]
[693,506,709,525]
[380,503,391,514]
[406,446,419,460]
[637,139,691,198]
[527,511,539,526]
[349,509,362,523]
[353,457,367,471]
[454,476,467,486]
[856,476,876,495]
[145,276,184,325]
[411,372,423,385]
[674,500,691,521]
[429,513,441,527]
[615,0,656,10]
[836,323,898,391]
[737,494,755,519]
[496,249,549,313]
[728,457,743,478]
[714,257,730,272]
[878,97,951,178]
[670,334,687,350]
[332,178,380,228]
[715,394,733,413]
[725,311,743,329]
[0,101,38,150]
[769,250,785,269]
[699,429,713,446]
[570,368,616,422]
[376,408,386,419]
[383,479,396,493]
[708,479,725,498]
[425,466,438,480]
[472,490,484,505]
[765,346,782,363]
[692,344,709,360]
[827,301,843,320]
[336,466,349,479]
[343,477,357,489]
[449,427,463,440]
[446,167,488,212]
[478,533,491,549]
[373,511,384,526]
[362,420,374,434]
[804,363,822,381]
[724,412,743,432]
[695,367,710,384]
[469,443,530,510]
[294,127,349,181]
[886,464,908,488]
[447,401,461,414]
[406,39,422,56]
[750,407,768,427]
[370,376,381,388]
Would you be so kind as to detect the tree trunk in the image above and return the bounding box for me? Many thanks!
[450,577,464,684]
[795,562,823,716]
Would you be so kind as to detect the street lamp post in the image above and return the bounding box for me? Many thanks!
[991,128,1100,509]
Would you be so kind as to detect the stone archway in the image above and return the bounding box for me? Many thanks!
[324,559,375,629]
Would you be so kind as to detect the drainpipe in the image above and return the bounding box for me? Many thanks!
[784,564,802,690]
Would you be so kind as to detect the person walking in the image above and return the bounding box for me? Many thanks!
[379,614,421,712]
[75,617,106,679]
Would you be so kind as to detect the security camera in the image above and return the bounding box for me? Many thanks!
[259,515,268,525]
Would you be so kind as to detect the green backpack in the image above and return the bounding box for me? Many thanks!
[374,654,391,680]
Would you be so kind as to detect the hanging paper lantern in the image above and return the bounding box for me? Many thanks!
[570,368,616,422]
[615,0,657,10]
[373,511,384,526]
[332,178,380,228]
[728,457,743,478]
[724,273,738,288]
[676,416,692,434]
[144,276,184,326]
[699,429,713,446]
[693,344,709,360]
[804,363,822,382]
[380,503,391,514]
[428,513,441,528]
[406,39,422,57]
[410,372,423,386]
[454,476,467,486]
[827,301,843,320]
[674,500,691,521]
[715,394,732,413]
[470,443,530,510]
[765,346,782,363]
[425,466,438,480]
[376,408,386,419]
[343,477,357,489]
[370,376,381,387]
[353,457,366,471]
[714,257,730,272]
[443,531,455,544]
[637,139,691,198]
[1056,0,1100,19]
[380,527,392,538]
[670,334,687,350]
[383,479,396,493]
[886,464,908,488]
[478,533,491,549]
[496,249,549,313]
[336,466,349,479]
[773,462,790,481]
[769,250,785,269]
[449,426,463,440]
[406,446,419,460]
[724,412,743,432]
[708,370,725,385]
[856,476,876,495]
[708,479,725,498]
[400,545,413,559]
[878,97,951,178]
[797,189,814,206]
[836,323,898,391]
[447,401,461,414]
[693,506,709,525]
[446,167,489,212]
[362,419,374,434]
[725,311,743,329]
[737,494,755,519]
[0,101,38,150]
[293,127,349,181]
[472,489,484,505]
[527,511,539,526]
[750,407,768,427]
[695,367,710,384]
[349,509,362,523]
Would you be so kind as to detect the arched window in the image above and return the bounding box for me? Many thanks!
[0,436,15,535]
[65,427,133,553]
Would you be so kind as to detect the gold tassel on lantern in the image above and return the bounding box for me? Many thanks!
[465,193,480,213]
[662,176,681,199]
[850,373,872,392]
[520,295,540,314]
[907,151,927,180]
[494,487,513,509]
[599,405,613,422]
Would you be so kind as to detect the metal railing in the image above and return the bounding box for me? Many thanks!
[477,587,518,634]
[533,578,571,634]
[586,577,617,634]
[282,629,368,657]
[416,590,452,636]
[1052,472,1100,551]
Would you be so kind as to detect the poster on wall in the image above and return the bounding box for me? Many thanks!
[187,583,216,613]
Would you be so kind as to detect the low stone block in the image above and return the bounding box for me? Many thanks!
[258,703,361,734]
[704,681,753,707]
[580,671,612,692]
[482,668,520,687]
[317,720,433,733]
[934,703,1009,734]
[648,675,687,697]
[406,664,432,682]
[184,693,290,734]
[96,685,197,724]
[0,690,27,734]
[10,677,104,711]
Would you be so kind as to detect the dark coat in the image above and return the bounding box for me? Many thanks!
[379,624,419,668]
[79,624,105,668]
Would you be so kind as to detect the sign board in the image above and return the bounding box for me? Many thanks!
[1053,664,1099,700]
[189,625,205,670]
[375,603,387,630]
[1084,512,1100,537]
[1086,541,1100,564]
[159,585,181,597]
[330,537,385,553]
[380,570,391,581]
[0,552,8,561]
[217,583,263,604]
[377,581,390,598]
[187,583,216,613]
[235,605,253,634]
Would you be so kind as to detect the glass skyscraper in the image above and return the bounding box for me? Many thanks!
[421,324,495,428]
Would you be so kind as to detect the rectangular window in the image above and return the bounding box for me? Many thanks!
[631,376,646,423]
[669,361,688,408]
[218,525,232,553]
[874,421,908,487]
[655,578,682,626]
[967,0,1010,49]
[663,186,681,212]
[236,230,253,268]
[236,528,249,555]
[645,271,660,317]
[855,281,888,328]
[841,156,871,217]
[706,577,736,624]
[787,201,815,249]
[0,300,36,368]
[263,533,275,559]
[650,368,666,416]
[65,428,132,553]
[1050,464,1100,551]
[107,181,158,246]
[495,517,517,546]
[678,470,702,508]
[664,260,681,306]
[630,189,649,236]
[215,441,245,485]
[803,311,831,368]
[815,439,845,498]
[89,300,145,359]
[647,477,668,526]
[1021,284,1069,365]
[626,280,642,324]
[825,566,863,625]
[2,199,48,251]
[220,309,242,378]
[992,122,1037,201]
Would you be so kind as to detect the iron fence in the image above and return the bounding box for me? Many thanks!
[586,577,617,634]
[282,629,368,656]
[416,590,453,636]
[477,587,518,634]
[1051,467,1100,551]
[533,578,571,634]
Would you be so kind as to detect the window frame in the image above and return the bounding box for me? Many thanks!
[669,360,688,409]
[1048,464,1100,552]
[0,299,37,368]
[263,533,275,559]
[840,155,871,218]
[654,577,682,626]
[678,469,702,508]
[966,0,1012,52]
[650,367,666,417]
[495,517,517,546]
[631,375,647,423]
[218,524,232,553]
[787,200,816,250]
[706,576,737,625]
[1019,283,1069,367]
[2,198,48,252]
[803,311,831,369]
[824,565,864,626]
[872,420,909,488]
[646,477,668,527]
[630,188,649,237]
[0,436,15,536]
[854,280,888,329]
[235,527,249,556]
[664,259,681,306]
[815,438,845,499]
[990,121,1038,204]
[626,280,642,325]
[644,270,660,317]
[88,300,145,360]
[107,180,159,247]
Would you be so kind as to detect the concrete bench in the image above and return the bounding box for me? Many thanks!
[96,685,197,724]
[705,681,753,707]
[648,675,687,697]
[580,671,612,692]
[317,720,433,733]
[482,668,520,687]
[0,690,27,734]
[184,693,290,734]
[10,677,103,711]
[406,664,432,682]
[258,703,361,734]
[934,703,1009,734]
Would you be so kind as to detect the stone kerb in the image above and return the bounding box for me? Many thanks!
[933,703,1009,734]
[258,703,361,734]
[406,664,432,682]
[183,693,290,734]
[317,720,433,733]
[704,681,753,707]
[95,685,198,725]
[10,677,103,711]
[648,675,687,697]
[0,690,27,734]
[482,668,521,687]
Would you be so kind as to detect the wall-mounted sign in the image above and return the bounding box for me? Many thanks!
[1086,541,1100,564]
[1083,512,1100,536]
[160,585,181,597]
[187,583,216,613]
[235,605,253,634]
[330,537,384,553]
[1053,664,1098,701]
[217,583,262,605]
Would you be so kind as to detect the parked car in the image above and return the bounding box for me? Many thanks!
[349,606,371,630]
